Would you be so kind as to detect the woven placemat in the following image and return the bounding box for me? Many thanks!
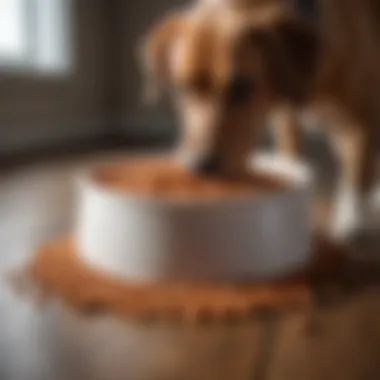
[25,237,350,323]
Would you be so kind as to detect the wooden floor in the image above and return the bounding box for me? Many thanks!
[1,150,380,380]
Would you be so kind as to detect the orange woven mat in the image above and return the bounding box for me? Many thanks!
[28,237,350,322]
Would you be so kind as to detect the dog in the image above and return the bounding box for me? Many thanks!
[139,0,380,241]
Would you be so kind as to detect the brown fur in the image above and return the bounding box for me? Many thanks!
[140,0,380,238]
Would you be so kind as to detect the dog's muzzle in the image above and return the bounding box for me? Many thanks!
[180,150,221,175]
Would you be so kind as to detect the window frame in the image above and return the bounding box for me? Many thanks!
[0,0,72,78]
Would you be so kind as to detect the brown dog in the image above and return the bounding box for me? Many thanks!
[140,0,380,240]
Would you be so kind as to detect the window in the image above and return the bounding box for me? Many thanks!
[0,0,71,74]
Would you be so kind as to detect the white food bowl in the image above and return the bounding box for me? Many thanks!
[75,153,314,283]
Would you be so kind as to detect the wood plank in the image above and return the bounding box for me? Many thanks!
[268,289,380,380]
[58,305,268,380]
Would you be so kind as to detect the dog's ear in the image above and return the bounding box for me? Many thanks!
[249,15,320,104]
[139,13,185,105]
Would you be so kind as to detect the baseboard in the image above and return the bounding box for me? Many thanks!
[0,120,111,155]
[118,112,177,144]
[0,115,176,170]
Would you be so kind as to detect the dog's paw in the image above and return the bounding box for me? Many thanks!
[330,186,366,242]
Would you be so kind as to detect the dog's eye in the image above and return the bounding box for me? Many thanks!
[225,77,255,105]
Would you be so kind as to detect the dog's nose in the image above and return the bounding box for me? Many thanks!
[192,154,221,175]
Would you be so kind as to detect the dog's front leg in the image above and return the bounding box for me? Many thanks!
[329,124,377,241]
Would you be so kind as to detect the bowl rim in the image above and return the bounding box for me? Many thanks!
[75,152,314,209]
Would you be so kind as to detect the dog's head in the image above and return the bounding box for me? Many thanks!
[140,3,319,175]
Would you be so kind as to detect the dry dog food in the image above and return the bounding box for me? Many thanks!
[93,157,287,199]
